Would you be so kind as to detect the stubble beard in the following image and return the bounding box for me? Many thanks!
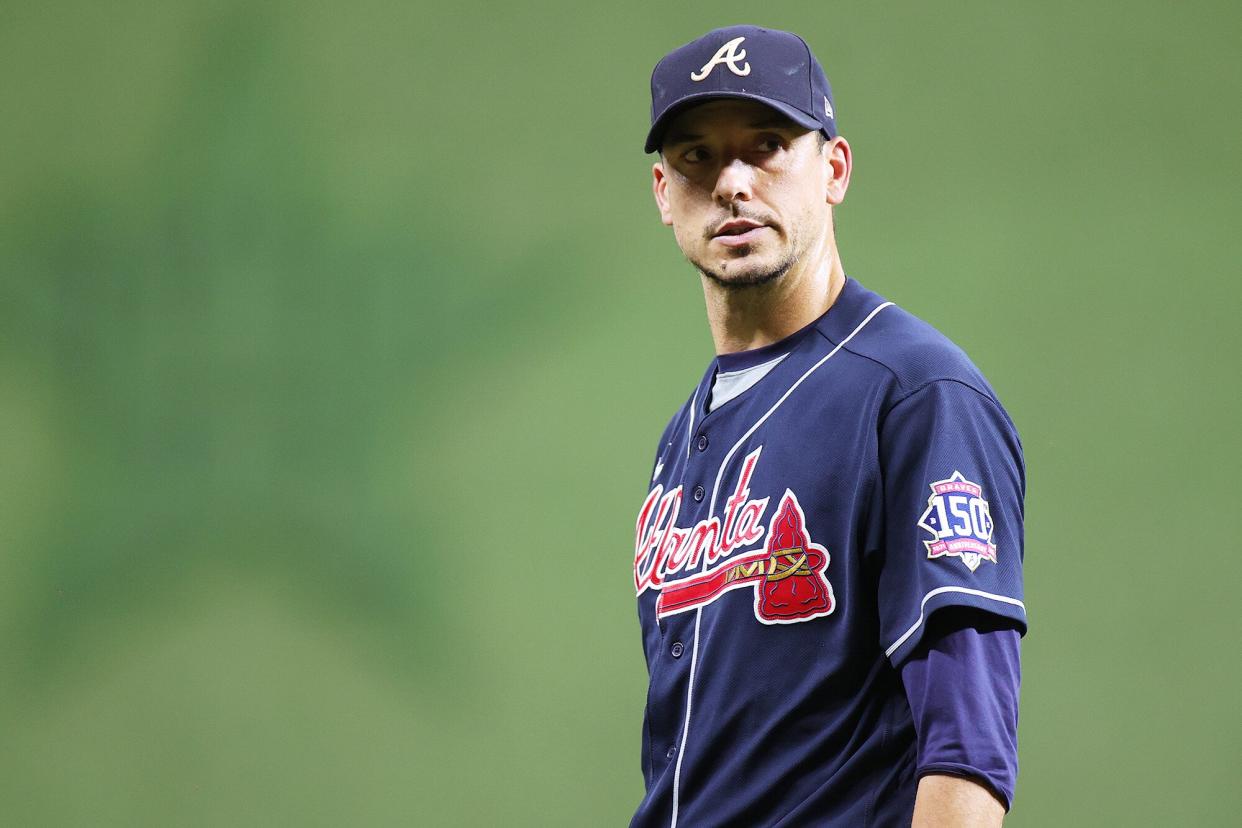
[687,231,801,290]
[691,248,797,289]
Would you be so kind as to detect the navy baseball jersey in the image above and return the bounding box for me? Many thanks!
[630,277,1026,827]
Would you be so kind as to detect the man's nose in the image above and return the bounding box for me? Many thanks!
[713,159,755,206]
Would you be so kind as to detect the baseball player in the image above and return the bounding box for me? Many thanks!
[630,25,1026,827]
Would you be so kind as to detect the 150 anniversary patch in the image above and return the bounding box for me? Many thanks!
[917,471,996,572]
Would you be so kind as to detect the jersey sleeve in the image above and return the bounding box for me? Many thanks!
[874,379,1026,666]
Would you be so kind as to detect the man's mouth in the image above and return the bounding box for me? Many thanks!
[712,220,769,246]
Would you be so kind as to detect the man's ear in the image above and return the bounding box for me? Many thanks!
[825,136,852,206]
[652,160,674,226]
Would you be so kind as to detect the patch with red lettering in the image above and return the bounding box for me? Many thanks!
[917,471,996,572]
[654,489,835,624]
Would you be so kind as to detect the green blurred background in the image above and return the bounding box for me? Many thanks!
[2,0,1239,825]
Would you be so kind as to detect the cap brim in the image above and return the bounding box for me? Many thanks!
[644,92,823,154]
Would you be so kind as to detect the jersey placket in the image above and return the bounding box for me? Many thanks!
[661,373,767,822]
[659,391,717,768]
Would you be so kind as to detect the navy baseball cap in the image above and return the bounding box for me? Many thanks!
[645,25,837,154]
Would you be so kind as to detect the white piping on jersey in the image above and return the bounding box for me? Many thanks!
[685,388,699,460]
[668,300,893,828]
[884,586,1027,659]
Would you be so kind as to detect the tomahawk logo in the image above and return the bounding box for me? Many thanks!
[656,489,835,624]
[691,36,751,81]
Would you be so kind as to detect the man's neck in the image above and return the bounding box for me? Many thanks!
[701,240,846,356]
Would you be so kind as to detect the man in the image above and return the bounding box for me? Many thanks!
[630,25,1026,827]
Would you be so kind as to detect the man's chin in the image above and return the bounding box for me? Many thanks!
[702,264,790,289]
[693,250,793,289]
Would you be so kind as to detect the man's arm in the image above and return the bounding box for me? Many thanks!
[912,774,1006,826]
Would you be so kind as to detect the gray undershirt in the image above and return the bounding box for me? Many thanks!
[708,354,789,413]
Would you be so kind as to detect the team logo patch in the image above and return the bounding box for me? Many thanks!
[918,472,996,572]
[656,489,834,624]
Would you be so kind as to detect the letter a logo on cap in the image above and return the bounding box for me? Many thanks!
[690,36,751,81]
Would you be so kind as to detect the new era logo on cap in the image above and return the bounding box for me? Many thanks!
[645,25,837,153]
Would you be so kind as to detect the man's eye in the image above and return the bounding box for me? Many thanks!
[684,147,709,163]
[757,138,782,152]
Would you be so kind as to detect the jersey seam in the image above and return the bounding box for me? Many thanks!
[887,376,1001,412]
[876,378,1014,440]
[811,326,1024,455]
[812,326,1000,410]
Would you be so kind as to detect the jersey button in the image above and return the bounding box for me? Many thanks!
[697,434,709,451]
[670,641,684,658]
[666,745,677,760]
[693,485,705,502]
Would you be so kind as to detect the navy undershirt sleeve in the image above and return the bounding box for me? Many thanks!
[900,609,1022,810]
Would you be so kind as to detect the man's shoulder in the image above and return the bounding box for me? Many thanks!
[815,277,999,403]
